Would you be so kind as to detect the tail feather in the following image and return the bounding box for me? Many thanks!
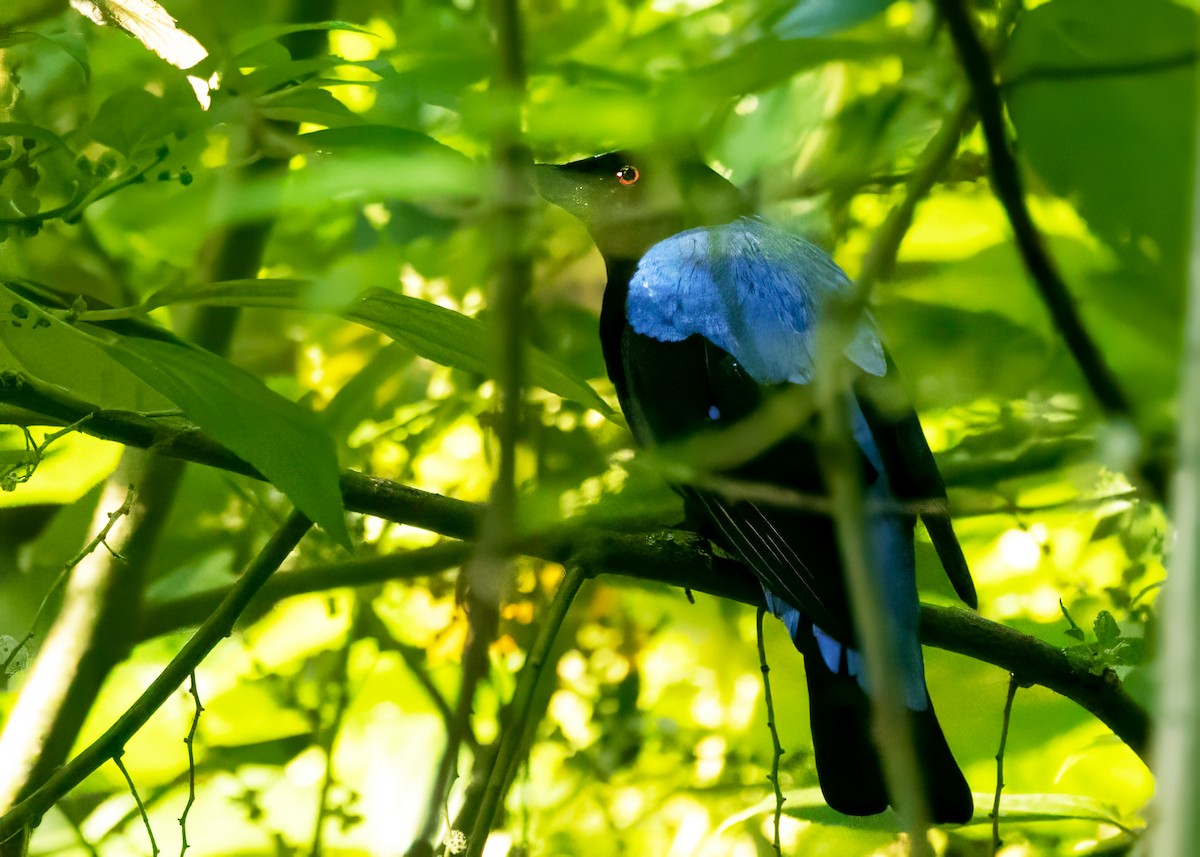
[911,698,974,824]
[796,625,973,824]
[803,643,888,816]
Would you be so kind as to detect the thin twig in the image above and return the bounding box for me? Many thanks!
[992,674,1020,855]
[113,754,159,857]
[756,608,785,857]
[178,672,203,857]
[412,599,496,854]
[2,485,136,675]
[932,0,1135,424]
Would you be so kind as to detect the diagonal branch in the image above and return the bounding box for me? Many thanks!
[0,512,313,847]
[932,0,1135,422]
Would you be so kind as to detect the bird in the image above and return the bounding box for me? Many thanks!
[534,149,977,823]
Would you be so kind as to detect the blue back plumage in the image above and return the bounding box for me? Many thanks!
[632,216,927,713]
[628,217,886,385]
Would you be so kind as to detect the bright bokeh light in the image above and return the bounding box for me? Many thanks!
[998,528,1042,572]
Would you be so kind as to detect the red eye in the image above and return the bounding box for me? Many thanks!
[616,165,639,185]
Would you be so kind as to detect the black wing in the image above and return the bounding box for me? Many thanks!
[855,365,976,609]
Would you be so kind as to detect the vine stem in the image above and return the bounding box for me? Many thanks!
[991,674,1019,855]
[756,608,785,857]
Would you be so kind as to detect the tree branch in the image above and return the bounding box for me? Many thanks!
[0,380,1151,774]
[932,0,1136,423]
[133,519,1151,767]
[0,497,1150,843]
[0,512,313,846]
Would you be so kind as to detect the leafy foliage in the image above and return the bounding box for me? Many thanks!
[0,0,1177,855]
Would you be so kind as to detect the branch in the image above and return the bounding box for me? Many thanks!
[466,563,586,856]
[0,513,313,846]
[918,606,1148,759]
[134,518,1151,767]
[932,0,1135,423]
[136,542,472,639]
[0,379,1150,767]
[0,501,1149,843]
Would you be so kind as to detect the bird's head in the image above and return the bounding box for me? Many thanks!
[534,150,748,261]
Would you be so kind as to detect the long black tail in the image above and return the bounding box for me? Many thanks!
[798,631,974,824]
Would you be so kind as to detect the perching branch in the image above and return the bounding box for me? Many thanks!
[1,370,1151,748]
[0,505,1150,842]
[128,512,1151,767]
[932,0,1136,424]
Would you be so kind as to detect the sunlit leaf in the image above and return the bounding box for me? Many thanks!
[718,788,1136,833]
[131,280,613,415]
[0,284,350,548]
[70,0,207,69]
[93,333,351,549]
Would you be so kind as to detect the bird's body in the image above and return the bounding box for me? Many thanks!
[536,151,975,823]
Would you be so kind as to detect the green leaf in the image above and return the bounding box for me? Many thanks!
[1108,637,1145,667]
[231,20,376,58]
[71,0,207,69]
[664,38,885,101]
[211,151,482,223]
[772,0,894,38]
[1060,599,1086,642]
[258,87,359,127]
[1094,610,1121,648]
[717,788,1135,833]
[88,89,193,159]
[348,289,612,416]
[0,286,175,413]
[94,332,351,549]
[131,280,612,415]
[301,125,469,158]
[0,284,349,548]
[1004,0,1196,287]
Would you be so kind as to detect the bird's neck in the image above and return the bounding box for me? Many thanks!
[600,256,638,402]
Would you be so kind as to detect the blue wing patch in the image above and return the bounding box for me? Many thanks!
[628,217,886,385]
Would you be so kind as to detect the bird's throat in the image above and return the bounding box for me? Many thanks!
[600,257,639,405]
